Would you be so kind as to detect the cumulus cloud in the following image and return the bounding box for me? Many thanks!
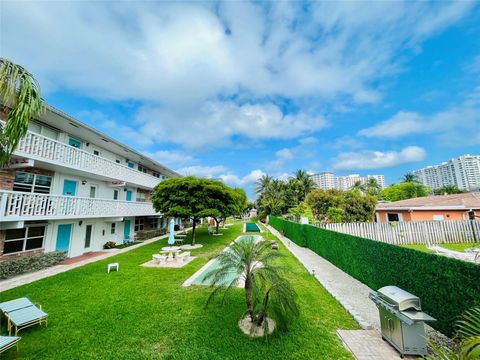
[358,88,480,145]
[2,1,474,149]
[333,146,426,170]
[144,150,193,167]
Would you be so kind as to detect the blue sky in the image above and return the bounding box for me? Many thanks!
[2,1,480,198]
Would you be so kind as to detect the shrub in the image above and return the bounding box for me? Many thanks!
[103,241,117,249]
[0,251,66,279]
[269,217,480,337]
[135,228,167,241]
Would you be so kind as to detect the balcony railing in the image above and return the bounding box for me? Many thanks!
[14,130,161,189]
[0,190,158,221]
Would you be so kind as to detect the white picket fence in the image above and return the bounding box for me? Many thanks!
[318,220,480,245]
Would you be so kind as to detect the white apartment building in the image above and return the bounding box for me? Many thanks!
[310,172,385,191]
[0,105,179,259]
[413,154,480,191]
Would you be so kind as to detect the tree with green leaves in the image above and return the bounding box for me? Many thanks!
[380,182,431,202]
[205,236,299,336]
[254,175,273,195]
[434,185,465,196]
[151,177,236,245]
[0,58,44,167]
[292,169,316,203]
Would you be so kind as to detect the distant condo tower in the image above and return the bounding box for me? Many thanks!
[412,154,480,191]
[309,172,385,190]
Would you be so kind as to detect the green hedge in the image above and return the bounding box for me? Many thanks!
[0,251,67,279]
[269,216,480,337]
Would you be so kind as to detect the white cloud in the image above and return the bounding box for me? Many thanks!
[275,148,294,160]
[176,165,227,178]
[133,102,327,148]
[358,88,480,145]
[333,146,426,170]
[2,1,475,148]
[144,150,193,167]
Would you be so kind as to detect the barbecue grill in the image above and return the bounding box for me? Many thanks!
[369,286,436,358]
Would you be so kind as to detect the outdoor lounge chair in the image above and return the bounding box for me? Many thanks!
[0,297,48,335]
[0,335,21,354]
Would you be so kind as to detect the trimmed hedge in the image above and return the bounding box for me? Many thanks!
[269,216,480,337]
[0,251,67,279]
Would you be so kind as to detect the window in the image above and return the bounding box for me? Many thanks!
[136,192,147,203]
[153,172,160,178]
[93,150,100,156]
[127,162,135,169]
[138,165,147,173]
[150,217,159,229]
[387,213,401,222]
[13,172,52,194]
[111,223,116,234]
[28,121,58,140]
[115,159,121,164]
[113,190,119,200]
[134,218,144,232]
[89,186,97,198]
[4,226,46,254]
[84,225,93,248]
[68,138,81,148]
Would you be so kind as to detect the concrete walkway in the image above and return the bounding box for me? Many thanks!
[0,230,190,293]
[267,224,378,329]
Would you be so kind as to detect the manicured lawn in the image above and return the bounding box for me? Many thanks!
[0,223,358,359]
[402,242,480,253]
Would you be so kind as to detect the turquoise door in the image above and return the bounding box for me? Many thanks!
[126,190,132,201]
[56,224,72,252]
[63,180,77,196]
[124,220,131,241]
[68,138,81,148]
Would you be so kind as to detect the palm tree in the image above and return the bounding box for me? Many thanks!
[293,169,316,203]
[427,307,480,359]
[364,178,381,197]
[0,58,44,167]
[205,236,299,335]
[401,172,418,183]
[255,175,273,195]
[350,180,365,193]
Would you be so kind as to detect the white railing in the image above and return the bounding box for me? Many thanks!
[0,190,158,221]
[319,220,480,245]
[14,130,161,189]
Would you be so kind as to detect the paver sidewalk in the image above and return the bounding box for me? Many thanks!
[267,224,379,329]
[0,229,190,293]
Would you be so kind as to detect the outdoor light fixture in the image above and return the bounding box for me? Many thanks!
[81,180,87,185]
[79,221,83,226]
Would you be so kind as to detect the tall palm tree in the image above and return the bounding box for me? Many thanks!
[205,236,299,334]
[293,169,316,202]
[401,172,418,183]
[350,180,365,192]
[364,178,381,197]
[255,175,273,195]
[0,58,44,167]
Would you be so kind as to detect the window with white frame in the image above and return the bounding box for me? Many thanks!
[4,226,46,254]
[134,218,144,232]
[136,192,147,202]
[387,213,402,222]
[152,172,160,178]
[111,223,116,234]
[13,172,52,194]
[138,165,147,173]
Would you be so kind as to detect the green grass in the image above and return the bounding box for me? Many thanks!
[401,243,480,253]
[0,223,358,359]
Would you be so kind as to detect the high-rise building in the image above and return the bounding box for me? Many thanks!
[309,173,385,191]
[413,154,480,191]
[0,104,180,259]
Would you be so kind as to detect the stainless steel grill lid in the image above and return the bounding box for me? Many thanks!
[377,286,421,311]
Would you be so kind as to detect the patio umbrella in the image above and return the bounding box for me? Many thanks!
[168,218,175,245]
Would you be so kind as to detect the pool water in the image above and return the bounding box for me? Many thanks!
[245,222,261,232]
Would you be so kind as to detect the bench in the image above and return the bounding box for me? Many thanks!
[152,254,167,264]
[176,251,190,263]
[107,263,119,273]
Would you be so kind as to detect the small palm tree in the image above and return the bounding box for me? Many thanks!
[255,175,273,195]
[205,236,299,336]
[350,180,365,192]
[0,58,44,167]
[428,307,480,359]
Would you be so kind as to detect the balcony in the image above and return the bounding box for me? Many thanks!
[0,190,158,222]
[13,131,161,189]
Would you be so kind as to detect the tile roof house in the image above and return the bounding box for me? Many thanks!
[376,192,480,222]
